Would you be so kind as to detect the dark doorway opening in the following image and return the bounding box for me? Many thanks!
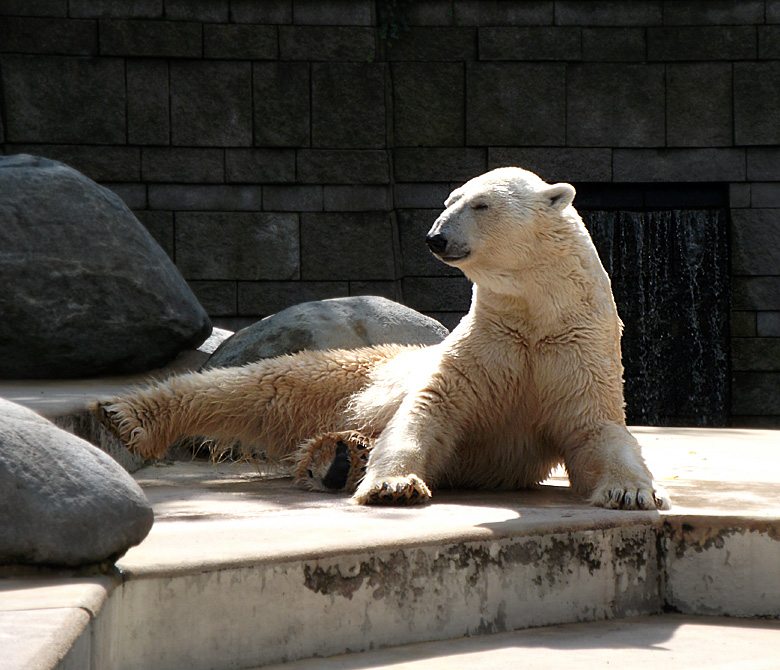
[576,184,730,427]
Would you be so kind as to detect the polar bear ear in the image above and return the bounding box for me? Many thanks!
[543,183,576,211]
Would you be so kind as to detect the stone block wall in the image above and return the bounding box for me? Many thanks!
[1,0,780,426]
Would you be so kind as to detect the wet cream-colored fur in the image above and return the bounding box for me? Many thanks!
[97,167,670,510]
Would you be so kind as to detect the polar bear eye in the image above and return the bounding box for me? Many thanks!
[471,202,489,211]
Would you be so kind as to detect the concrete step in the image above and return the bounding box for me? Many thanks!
[1,365,779,670]
[259,614,780,670]
[1,426,779,670]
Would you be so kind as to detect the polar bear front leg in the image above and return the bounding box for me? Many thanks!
[352,386,462,505]
[565,424,671,510]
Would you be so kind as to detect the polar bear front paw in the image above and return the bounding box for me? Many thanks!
[590,482,671,511]
[352,475,432,506]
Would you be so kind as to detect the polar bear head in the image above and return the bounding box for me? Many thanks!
[425,167,578,293]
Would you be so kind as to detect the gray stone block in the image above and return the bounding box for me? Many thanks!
[732,339,780,372]
[312,63,386,149]
[5,144,140,181]
[385,27,477,61]
[759,27,780,59]
[188,281,237,316]
[732,372,780,415]
[99,18,201,58]
[148,185,263,210]
[769,0,780,23]
[142,148,225,183]
[487,147,612,182]
[750,184,780,208]
[171,61,252,147]
[134,210,174,257]
[667,63,733,147]
[1,55,125,144]
[731,209,780,275]
[69,0,162,18]
[732,277,780,311]
[293,0,372,25]
[402,276,473,313]
[394,183,452,208]
[280,26,376,60]
[0,16,97,55]
[253,62,310,147]
[230,0,291,23]
[165,0,227,21]
[731,311,757,337]
[407,1,455,25]
[176,212,299,281]
[663,1,764,25]
[204,24,277,59]
[393,62,464,147]
[648,26,756,61]
[103,183,147,209]
[300,212,395,280]
[582,27,645,61]
[567,64,664,147]
[226,149,296,183]
[735,63,780,145]
[613,149,745,182]
[238,281,348,316]
[555,1,661,25]
[0,0,67,16]
[263,185,323,211]
[479,27,581,60]
[467,63,565,146]
[729,183,751,208]
[398,209,462,277]
[127,59,169,145]
[394,148,486,182]
[747,148,780,180]
[349,281,398,301]
[757,312,780,337]
[324,185,391,211]
[454,1,553,25]
[297,150,390,184]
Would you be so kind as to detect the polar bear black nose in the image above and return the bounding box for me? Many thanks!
[426,233,448,255]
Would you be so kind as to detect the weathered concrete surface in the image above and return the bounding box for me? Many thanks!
[0,428,777,670]
[259,614,780,670]
[0,576,117,670]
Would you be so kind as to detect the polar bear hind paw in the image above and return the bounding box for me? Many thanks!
[352,475,432,506]
[94,401,156,459]
[590,482,671,511]
[293,431,373,493]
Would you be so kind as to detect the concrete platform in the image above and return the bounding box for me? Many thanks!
[1,425,779,670]
[260,614,780,669]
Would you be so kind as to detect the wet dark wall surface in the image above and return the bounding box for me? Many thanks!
[582,207,729,427]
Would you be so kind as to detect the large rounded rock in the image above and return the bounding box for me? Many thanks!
[0,398,153,567]
[0,154,211,378]
[206,296,448,368]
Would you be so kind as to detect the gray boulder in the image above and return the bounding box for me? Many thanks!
[0,154,211,378]
[206,296,448,368]
[0,398,153,567]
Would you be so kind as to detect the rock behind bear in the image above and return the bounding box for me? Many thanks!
[0,154,211,379]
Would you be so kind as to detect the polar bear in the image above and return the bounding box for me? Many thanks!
[96,167,670,510]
